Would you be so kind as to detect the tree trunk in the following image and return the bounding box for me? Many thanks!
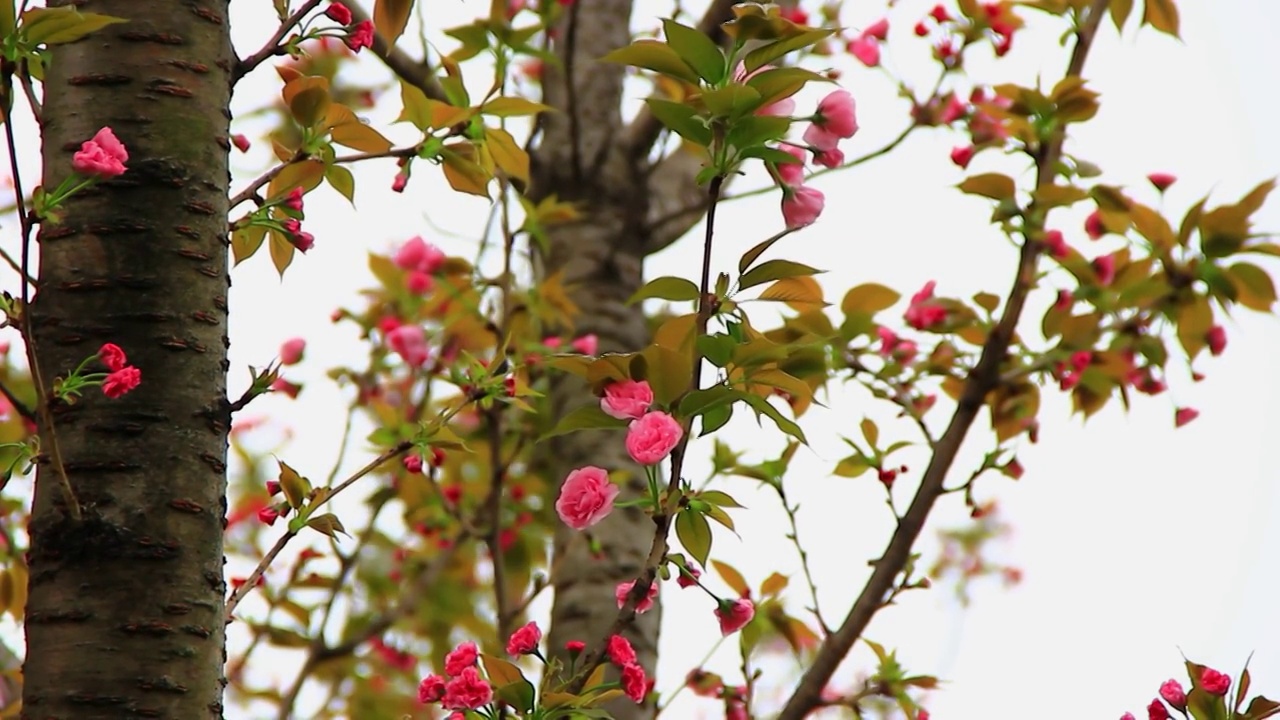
[23,2,233,718]
[530,2,663,719]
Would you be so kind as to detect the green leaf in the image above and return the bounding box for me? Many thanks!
[628,275,701,304]
[739,259,822,291]
[834,454,871,478]
[743,29,834,73]
[306,513,349,539]
[959,173,1017,201]
[841,283,900,315]
[699,490,744,508]
[745,66,828,107]
[482,655,536,714]
[860,417,879,448]
[739,144,804,166]
[662,18,727,84]
[675,510,713,566]
[640,344,693,407]
[702,84,762,119]
[695,334,735,367]
[397,80,434,130]
[601,40,701,84]
[540,404,629,441]
[1110,0,1134,30]
[0,0,14,36]
[699,403,732,436]
[373,0,414,46]
[643,98,712,146]
[325,164,355,205]
[737,392,807,444]
[679,385,735,418]
[738,229,791,273]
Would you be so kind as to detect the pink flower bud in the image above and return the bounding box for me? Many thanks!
[571,334,598,355]
[102,366,142,398]
[505,621,542,656]
[324,1,353,25]
[1147,172,1176,192]
[344,19,374,52]
[1200,668,1230,696]
[403,455,423,474]
[1085,210,1106,239]
[715,598,755,635]
[279,337,306,365]
[232,134,251,152]
[676,561,701,588]
[781,185,825,229]
[950,145,975,169]
[615,579,659,614]
[847,35,880,67]
[565,640,586,654]
[813,89,858,138]
[1158,679,1186,709]
[1174,407,1200,428]
[1206,325,1226,356]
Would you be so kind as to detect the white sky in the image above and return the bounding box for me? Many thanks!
[5,1,1279,718]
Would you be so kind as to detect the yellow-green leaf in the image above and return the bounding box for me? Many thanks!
[327,107,393,153]
[675,510,712,566]
[711,560,749,596]
[757,276,826,311]
[1227,262,1276,312]
[306,513,349,538]
[841,283,900,315]
[441,145,491,198]
[481,96,552,117]
[959,173,1017,201]
[267,159,326,200]
[629,276,700,305]
[1142,0,1179,37]
[268,230,296,277]
[325,164,355,204]
[232,225,267,266]
[484,126,529,185]
[373,0,414,46]
[601,40,701,84]
[22,7,125,45]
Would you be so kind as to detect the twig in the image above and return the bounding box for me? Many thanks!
[228,145,422,211]
[232,0,324,84]
[773,3,1112,718]
[567,174,726,692]
[3,71,79,520]
[775,482,831,635]
[0,245,34,286]
[225,440,414,619]
[0,380,33,422]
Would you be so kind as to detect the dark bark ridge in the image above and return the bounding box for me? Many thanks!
[23,1,234,718]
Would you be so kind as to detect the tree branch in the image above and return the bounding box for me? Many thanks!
[774,3,1112,718]
[347,2,447,102]
[232,0,324,84]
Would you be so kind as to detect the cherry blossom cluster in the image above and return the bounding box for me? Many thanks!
[1120,667,1232,720]
[771,88,860,229]
[51,343,142,402]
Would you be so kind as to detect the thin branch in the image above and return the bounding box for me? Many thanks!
[225,440,414,619]
[232,0,324,84]
[228,145,421,211]
[775,482,831,635]
[346,2,447,102]
[774,3,1112,717]
[0,244,34,286]
[567,175,726,692]
[3,71,79,520]
[0,380,34,422]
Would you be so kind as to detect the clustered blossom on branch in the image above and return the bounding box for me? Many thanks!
[772,88,861,229]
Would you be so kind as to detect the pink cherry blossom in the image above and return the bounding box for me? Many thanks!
[441,666,492,710]
[715,598,755,635]
[443,641,478,677]
[345,19,374,52]
[1200,668,1230,695]
[555,466,619,530]
[600,379,653,420]
[776,144,808,186]
[625,411,683,465]
[802,122,840,151]
[847,35,880,66]
[571,334,599,355]
[781,185,825,229]
[607,634,637,666]
[505,621,541,656]
[905,281,947,330]
[1158,679,1186,709]
[386,324,430,367]
[615,579,659,614]
[813,90,858,138]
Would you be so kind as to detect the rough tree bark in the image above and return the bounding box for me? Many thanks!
[529,3,733,719]
[529,3,661,718]
[22,2,233,718]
